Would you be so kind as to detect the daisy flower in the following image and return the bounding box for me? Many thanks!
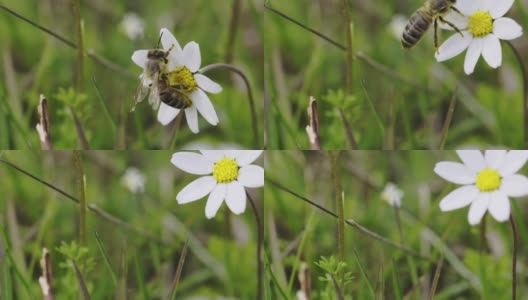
[131,28,222,133]
[434,150,528,225]
[171,150,264,219]
[381,182,403,207]
[435,0,523,75]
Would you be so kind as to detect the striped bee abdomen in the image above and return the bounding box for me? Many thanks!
[401,8,433,48]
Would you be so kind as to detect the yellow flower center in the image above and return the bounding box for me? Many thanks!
[213,158,239,183]
[167,66,197,94]
[468,11,493,37]
[476,168,501,192]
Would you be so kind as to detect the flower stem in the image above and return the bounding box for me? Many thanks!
[224,0,241,64]
[329,151,345,265]
[199,63,260,148]
[73,150,86,245]
[248,192,262,300]
[510,215,518,300]
[506,41,528,148]
[71,0,84,92]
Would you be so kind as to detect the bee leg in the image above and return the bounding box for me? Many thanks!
[451,6,464,16]
[434,18,439,53]
[439,17,464,37]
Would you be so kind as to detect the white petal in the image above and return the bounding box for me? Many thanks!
[455,0,479,15]
[464,38,483,75]
[484,150,507,169]
[435,31,472,62]
[439,11,468,31]
[176,176,216,204]
[501,174,528,197]
[434,162,476,184]
[468,193,490,225]
[480,0,494,13]
[171,152,213,175]
[493,18,523,40]
[497,151,528,176]
[191,89,219,126]
[225,181,246,215]
[131,50,148,68]
[238,165,264,188]
[195,74,222,94]
[185,106,199,133]
[200,150,227,163]
[488,190,510,222]
[182,42,201,72]
[160,28,183,67]
[157,102,180,125]
[488,0,514,19]
[456,150,485,173]
[224,150,240,160]
[235,151,263,166]
[439,185,479,211]
[481,35,502,69]
[205,184,226,219]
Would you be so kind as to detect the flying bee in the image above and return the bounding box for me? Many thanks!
[158,74,193,109]
[401,0,463,49]
[131,44,174,111]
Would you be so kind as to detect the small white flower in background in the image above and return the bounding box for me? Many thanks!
[171,150,264,219]
[381,182,403,207]
[388,15,408,40]
[121,13,145,41]
[121,167,146,194]
[131,28,222,133]
[434,150,528,225]
[435,0,522,75]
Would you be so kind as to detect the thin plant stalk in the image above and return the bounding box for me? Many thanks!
[199,63,260,148]
[73,151,86,245]
[169,238,189,300]
[225,0,241,64]
[341,0,353,94]
[506,42,528,148]
[439,91,457,149]
[511,215,518,300]
[329,151,345,264]
[71,0,84,91]
[248,193,263,300]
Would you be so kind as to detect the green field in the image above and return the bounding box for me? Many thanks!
[0,1,262,150]
[0,151,263,299]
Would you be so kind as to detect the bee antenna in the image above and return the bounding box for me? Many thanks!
[157,32,164,48]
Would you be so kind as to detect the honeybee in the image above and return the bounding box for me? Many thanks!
[401,0,463,49]
[158,74,193,109]
[131,45,174,111]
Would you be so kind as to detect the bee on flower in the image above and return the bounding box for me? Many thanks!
[131,28,222,133]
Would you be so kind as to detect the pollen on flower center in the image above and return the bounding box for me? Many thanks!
[468,11,493,37]
[213,158,239,183]
[167,66,197,94]
[476,168,501,192]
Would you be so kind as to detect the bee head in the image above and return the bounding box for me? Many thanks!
[147,49,167,59]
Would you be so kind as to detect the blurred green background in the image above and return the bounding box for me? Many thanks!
[265,151,528,299]
[0,150,263,299]
[0,0,263,149]
[264,0,528,149]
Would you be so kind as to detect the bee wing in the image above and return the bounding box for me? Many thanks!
[148,75,161,111]
[131,74,151,112]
